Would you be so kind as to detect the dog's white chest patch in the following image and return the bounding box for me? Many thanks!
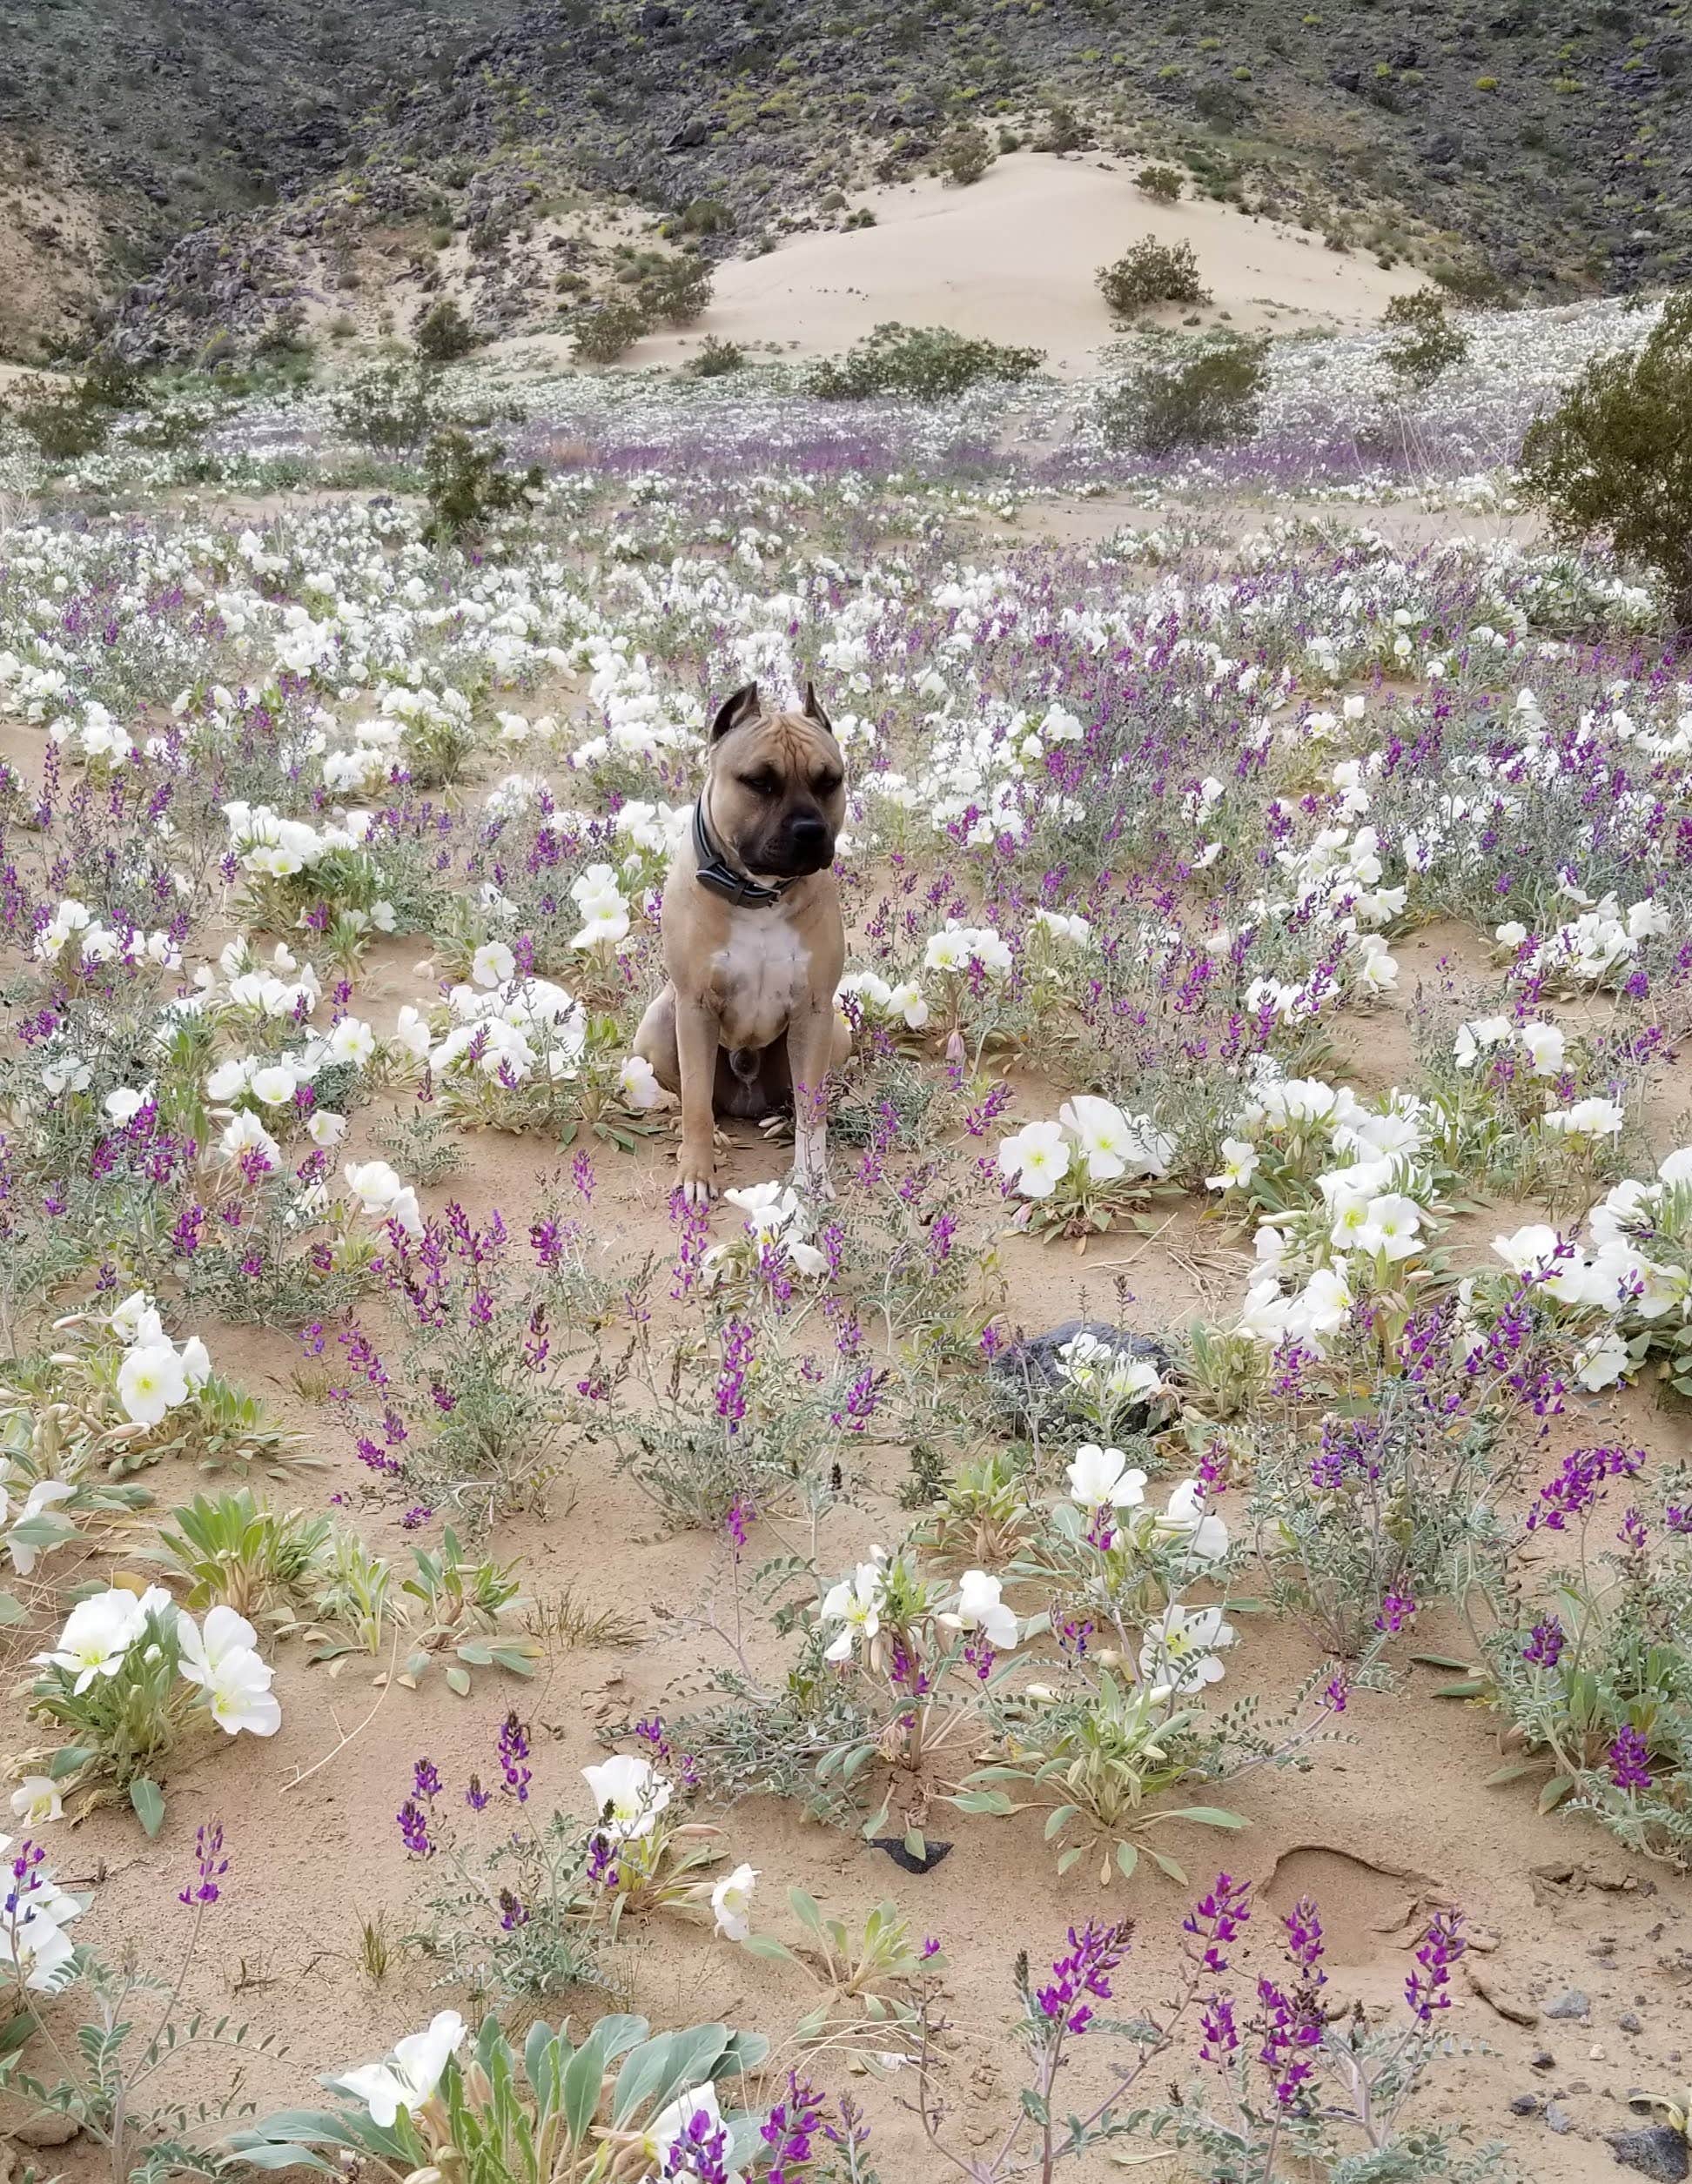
[712,911,810,1050]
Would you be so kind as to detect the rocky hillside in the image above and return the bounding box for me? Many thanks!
[4,0,1689,361]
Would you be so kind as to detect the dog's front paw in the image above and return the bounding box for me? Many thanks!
[677,1143,717,1208]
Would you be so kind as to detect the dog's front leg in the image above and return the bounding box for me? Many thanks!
[787,1002,837,1200]
[675,994,722,1207]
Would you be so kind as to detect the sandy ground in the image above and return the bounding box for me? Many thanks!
[608,153,1427,379]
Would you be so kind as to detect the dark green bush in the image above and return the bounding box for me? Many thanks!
[329,361,439,450]
[415,298,476,362]
[1380,289,1470,391]
[420,428,542,544]
[637,257,713,326]
[806,322,1044,400]
[1097,238,1210,316]
[688,337,747,379]
[569,297,653,365]
[939,123,995,186]
[5,375,111,459]
[1098,331,1269,453]
[1518,292,1692,632]
[1136,163,1185,202]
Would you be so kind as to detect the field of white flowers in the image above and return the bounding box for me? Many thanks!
[0,296,1689,2183]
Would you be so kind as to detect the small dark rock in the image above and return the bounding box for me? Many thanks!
[1511,2094,1542,2116]
[1545,2103,1574,2134]
[990,1321,1172,1433]
[1608,2126,1691,2182]
[1531,2050,1558,2072]
[1331,66,1361,90]
[1548,1989,1592,2020]
[871,1836,952,1875]
[1621,2013,1645,2034]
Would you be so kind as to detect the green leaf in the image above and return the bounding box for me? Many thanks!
[1115,1840,1139,1880]
[788,1887,825,1939]
[445,1665,472,1698]
[1158,1805,1248,1830]
[1410,1651,1475,1671]
[0,1592,26,1626]
[740,1934,798,1963]
[1538,1774,1574,1814]
[902,1826,927,1864]
[131,1779,165,1837]
[1483,1759,1545,1787]
[1044,1803,1079,1841]
[560,2027,603,2147]
[1147,1846,1189,1885]
[1056,1846,1083,1875]
[1431,1678,1490,1698]
[611,2026,730,2129]
[947,1788,1017,1815]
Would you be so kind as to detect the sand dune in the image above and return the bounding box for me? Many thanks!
[621,152,1427,379]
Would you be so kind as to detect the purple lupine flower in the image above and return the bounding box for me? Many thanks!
[1184,1872,1252,1973]
[397,1798,434,1858]
[1282,1897,1325,1979]
[465,1774,491,1812]
[1521,1616,1565,1668]
[413,1759,442,1802]
[1036,1919,1131,2035]
[178,1820,229,1907]
[1405,1908,1465,2022]
[1198,1992,1239,2061]
[1373,1591,1417,1635]
[1608,1725,1653,1792]
[497,1711,532,1804]
[662,2108,734,2182]
[1527,1444,1645,1531]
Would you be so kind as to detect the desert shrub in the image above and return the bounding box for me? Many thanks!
[570,295,652,364]
[328,359,438,450]
[414,297,476,361]
[939,122,995,186]
[1518,291,1692,631]
[1137,161,1185,201]
[688,335,747,378]
[679,196,730,236]
[807,321,1044,400]
[1098,331,1269,453]
[420,428,542,544]
[1381,287,1471,390]
[637,255,713,325]
[5,374,113,459]
[1097,237,1210,316]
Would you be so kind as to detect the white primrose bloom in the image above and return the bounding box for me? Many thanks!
[111,1289,164,1344]
[1206,1137,1259,1192]
[37,1584,171,1694]
[117,1341,190,1426]
[820,1559,885,1663]
[343,1161,424,1236]
[1355,1193,1424,1262]
[1454,1015,1513,1069]
[943,1569,1019,1651]
[1066,1444,1148,1511]
[472,940,517,989]
[997,1120,1070,1199]
[1519,1021,1566,1076]
[177,1605,282,1737]
[328,1015,377,1067]
[1158,1480,1229,1563]
[1543,1097,1627,1141]
[10,1778,63,1827]
[1138,1604,1235,1694]
[581,1753,673,1843]
[620,1055,665,1110]
[711,1862,759,1941]
[6,1479,76,1576]
[334,2009,467,2129]
[307,1109,349,1148]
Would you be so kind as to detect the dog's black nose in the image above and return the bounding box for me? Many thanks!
[786,816,829,864]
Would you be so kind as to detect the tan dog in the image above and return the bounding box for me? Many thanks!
[634,680,849,1205]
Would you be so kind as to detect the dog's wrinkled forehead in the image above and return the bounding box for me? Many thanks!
[707,680,845,787]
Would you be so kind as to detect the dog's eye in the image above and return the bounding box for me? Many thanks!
[812,771,843,797]
[740,773,779,796]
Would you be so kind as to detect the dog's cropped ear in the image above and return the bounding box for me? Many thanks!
[802,680,835,737]
[708,681,762,742]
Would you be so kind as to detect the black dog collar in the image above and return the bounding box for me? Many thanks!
[691,796,795,910]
